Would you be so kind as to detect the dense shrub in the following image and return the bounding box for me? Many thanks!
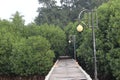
[10,36,54,76]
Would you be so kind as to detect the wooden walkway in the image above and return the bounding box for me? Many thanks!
[45,58,92,80]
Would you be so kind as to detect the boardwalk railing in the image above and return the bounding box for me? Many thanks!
[45,58,92,80]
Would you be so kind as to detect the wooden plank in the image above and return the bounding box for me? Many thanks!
[45,59,92,80]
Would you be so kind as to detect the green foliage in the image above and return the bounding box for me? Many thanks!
[38,0,56,7]
[1,0,120,79]
[64,0,120,80]
[38,24,67,56]
[35,6,69,28]
[76,28,94,76]
[10,36,54,76]
[0,29,16,75]
[0,12,55,76]
[11,11,25,27]
[24,24,67,57]
[64,22,90,57]
[97,0,120,79]
[107,48,120,80]
[35,0,109,28]
[64,22,80,57]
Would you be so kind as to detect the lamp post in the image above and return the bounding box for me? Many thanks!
[77,8,98,80]
[69,35,76,60]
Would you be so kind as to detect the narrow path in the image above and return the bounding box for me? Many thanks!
[45,58,92,80]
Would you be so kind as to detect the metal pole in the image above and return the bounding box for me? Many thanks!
[73,35,76,61]
[91,10,98,80]
[78,9,98,80]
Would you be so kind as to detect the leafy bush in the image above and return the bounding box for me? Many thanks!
[23,24,67,57]
[10,36,54,76]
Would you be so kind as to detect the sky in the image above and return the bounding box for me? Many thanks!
[0,0,40,24]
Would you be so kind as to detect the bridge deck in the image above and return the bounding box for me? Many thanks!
[45,59,92,80]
